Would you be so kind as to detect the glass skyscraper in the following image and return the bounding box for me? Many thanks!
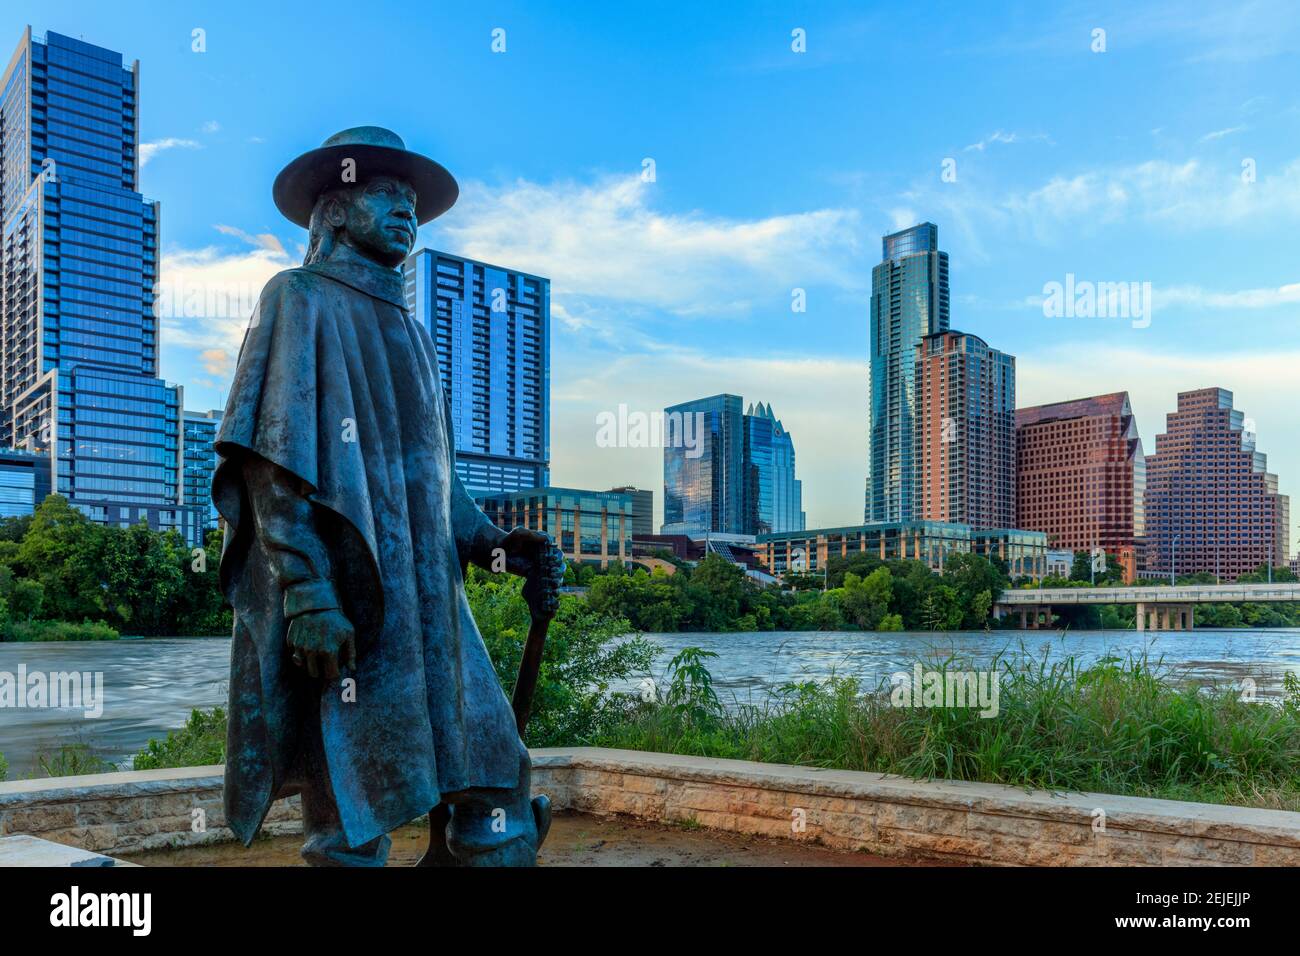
[744,401,804,534]
[662,393,745,535]
[0,29,203,542]
[866,222,949,523]
[403,248,549,496]
[662,394,804,536]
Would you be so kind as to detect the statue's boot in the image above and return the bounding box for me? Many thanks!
[445,793,551,867]
[443,752,551,867]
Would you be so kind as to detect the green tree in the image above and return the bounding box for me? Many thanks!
[837,567,892,629]
[16,495,108,621]
[682,554,747,631]
[942,553,1005,628]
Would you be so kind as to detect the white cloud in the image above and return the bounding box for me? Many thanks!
[139,137,200,166]
[157,232,295,364]
[1156,281,1300,310]
[432,174,863,316]
[913,156,1300,254]
[1199,124,1247,142]
[201,120,220,134]
[964,130,1051,152]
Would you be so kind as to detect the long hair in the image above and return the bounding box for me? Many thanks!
[303,187,351,265]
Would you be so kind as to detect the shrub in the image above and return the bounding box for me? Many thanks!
[133,707,228,770]
[36,744,113,777]
[467,568,658,747]
[2,619,118,642]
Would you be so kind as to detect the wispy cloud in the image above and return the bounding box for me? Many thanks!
[964,130,1052,152]
[139,137,200,166]
[904,156,1300,256]
[432,174,863,317]
[1199,124,1246,142]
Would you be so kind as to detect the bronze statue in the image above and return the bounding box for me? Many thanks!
[213,126,564,866]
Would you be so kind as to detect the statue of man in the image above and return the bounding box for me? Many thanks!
[213,126,564,866]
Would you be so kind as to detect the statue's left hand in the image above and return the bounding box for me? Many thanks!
[499,528,565,621]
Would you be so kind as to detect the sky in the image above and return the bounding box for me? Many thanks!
[15,1,1300,544]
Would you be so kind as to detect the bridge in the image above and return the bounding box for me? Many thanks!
[994,583,1300,631]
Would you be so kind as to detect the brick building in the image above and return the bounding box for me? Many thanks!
[1143,388,1288,581]
[1015,392,1145,582]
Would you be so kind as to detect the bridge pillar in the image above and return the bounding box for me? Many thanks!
[1136,602,1145,632]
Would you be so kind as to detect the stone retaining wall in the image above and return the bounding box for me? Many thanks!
[4,748,1299,865]
[0,766,301,855]
[533,749,1300,866]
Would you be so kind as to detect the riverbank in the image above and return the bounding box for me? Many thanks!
[591,647,1300,812]
[3,629,1299,782]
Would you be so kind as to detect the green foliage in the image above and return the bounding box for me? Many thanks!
[590,552,1015,633]
[1069,549,1124,585]
[662,647,723,726]
[36,744,113,777]
[467,567,658,747]
[0,750,7,781]
[593,648,1300,811]
[133,708,228,770]
[9,578,44,620]
[0,495,232,639]
[835,568,892,629]
[3,619,119,642]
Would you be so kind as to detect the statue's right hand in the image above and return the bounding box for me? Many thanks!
[286,608,356,680]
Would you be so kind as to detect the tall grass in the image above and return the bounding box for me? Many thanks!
[591,648,1300,811]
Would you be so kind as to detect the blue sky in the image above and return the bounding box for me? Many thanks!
[18,1,1300,542]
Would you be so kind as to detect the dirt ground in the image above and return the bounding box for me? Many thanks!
[121,811,953,867]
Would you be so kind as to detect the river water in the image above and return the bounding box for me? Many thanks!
[1,628,1297,777]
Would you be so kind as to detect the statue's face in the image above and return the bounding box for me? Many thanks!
[335,176,417,267]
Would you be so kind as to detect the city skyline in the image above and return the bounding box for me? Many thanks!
[4,3,1298,544]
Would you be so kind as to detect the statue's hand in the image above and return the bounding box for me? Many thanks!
[286,608,357,679]
[500,528,565,622]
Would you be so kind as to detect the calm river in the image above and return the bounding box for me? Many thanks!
[1,628,1297,777]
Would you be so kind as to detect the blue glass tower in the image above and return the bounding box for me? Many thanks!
[403,248,549,496]
[866,222,950,523]
[662,393,746,535]
[0,29,203,542]
[744,401,804,534]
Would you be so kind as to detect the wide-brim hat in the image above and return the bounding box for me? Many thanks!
[272,126,458,228]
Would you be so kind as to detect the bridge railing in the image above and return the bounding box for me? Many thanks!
[997,583,1300,605]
